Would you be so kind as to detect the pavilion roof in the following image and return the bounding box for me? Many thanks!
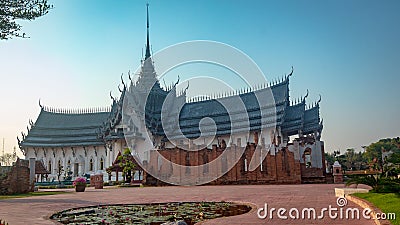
[35,160,50,174]
[108,151,142,171]
[20,108,110,148]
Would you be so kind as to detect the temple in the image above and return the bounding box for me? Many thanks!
[18,4,325,185]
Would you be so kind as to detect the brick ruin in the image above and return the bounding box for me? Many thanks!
[0,159,32,195]
[143,139,326,186]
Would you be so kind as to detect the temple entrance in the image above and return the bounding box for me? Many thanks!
[73,163,79,177]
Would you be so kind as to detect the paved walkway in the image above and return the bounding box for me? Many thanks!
[0,184,374,225]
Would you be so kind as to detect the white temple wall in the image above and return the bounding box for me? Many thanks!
[25,147,34,160]
[288,141,300,161]
[24,144,117,182]
[161,128,276,150]
[192,136,214,147]
[297,141,323,169]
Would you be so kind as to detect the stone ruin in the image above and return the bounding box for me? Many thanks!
[0,158,32,195]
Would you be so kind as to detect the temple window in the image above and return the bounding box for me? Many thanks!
[262,154,268,174]
[57,160,61,170]
[221,154,227,172]
[244,158,248,172]
[185,152,190,174]
[304,148,312,168]
[48,161,52,173]
[254,132,259,145]
[203,153,209,173]
[89,158,94,171]
[219,139,226,149]
[237,138,241,147]
[100,158,104,170]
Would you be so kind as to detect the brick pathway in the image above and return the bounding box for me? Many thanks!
[0,184,374,225]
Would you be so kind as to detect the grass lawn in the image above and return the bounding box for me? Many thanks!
[353,192,399,225]
[0,191,67,200]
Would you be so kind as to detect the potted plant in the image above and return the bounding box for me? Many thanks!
[73,177,87,192]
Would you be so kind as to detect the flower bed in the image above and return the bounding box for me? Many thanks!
[50,201,252,224]
[72,177,87,186]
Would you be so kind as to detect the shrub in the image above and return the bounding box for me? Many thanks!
[346,173,400,193]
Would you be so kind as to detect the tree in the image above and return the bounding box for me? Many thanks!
[106,166,113,181]
[365,138,400,170]
[334,151,348,171]
[56,165,64,185]
[324,152,335,166]
[344,148,356,170]
[0,0,53,40]
[0,153,17,166]
[118,148,135,183]
[346,166,400,193]
[354,151,368,170]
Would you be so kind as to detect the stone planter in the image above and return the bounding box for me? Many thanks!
[75,184,86,192]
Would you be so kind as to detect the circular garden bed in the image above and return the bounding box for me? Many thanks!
[50,201,252,224]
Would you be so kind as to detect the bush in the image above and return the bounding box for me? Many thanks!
[346,174,400,193]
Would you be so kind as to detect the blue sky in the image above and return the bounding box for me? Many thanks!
[0,0,399,156]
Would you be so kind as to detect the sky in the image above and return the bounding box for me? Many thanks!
[0,0,399,157]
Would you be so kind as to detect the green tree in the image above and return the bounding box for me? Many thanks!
[0,0,53,40]
[118,148,135,183]
[344,148,356,170]
[324,152,335,166]
[365,138,400,170]
[388,150,400,164]
[354,151,368,170]
[346,166,400,193]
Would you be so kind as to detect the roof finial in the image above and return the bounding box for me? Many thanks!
[121,73,126,87]
[183,81,189,95]
[145,3,151,60]
[175,75,180,86]
[302,89,309,102]
[289,66,294,77]
[110,91,115,102]
[317,94,322,105]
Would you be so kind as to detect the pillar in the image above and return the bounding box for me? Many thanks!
[29,158,36,185]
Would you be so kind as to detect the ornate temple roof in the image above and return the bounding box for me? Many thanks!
[19,107,110,148]
[303,102,323,134]
[164,79,290,139]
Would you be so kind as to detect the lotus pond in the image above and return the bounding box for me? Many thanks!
[50,201,252,224]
